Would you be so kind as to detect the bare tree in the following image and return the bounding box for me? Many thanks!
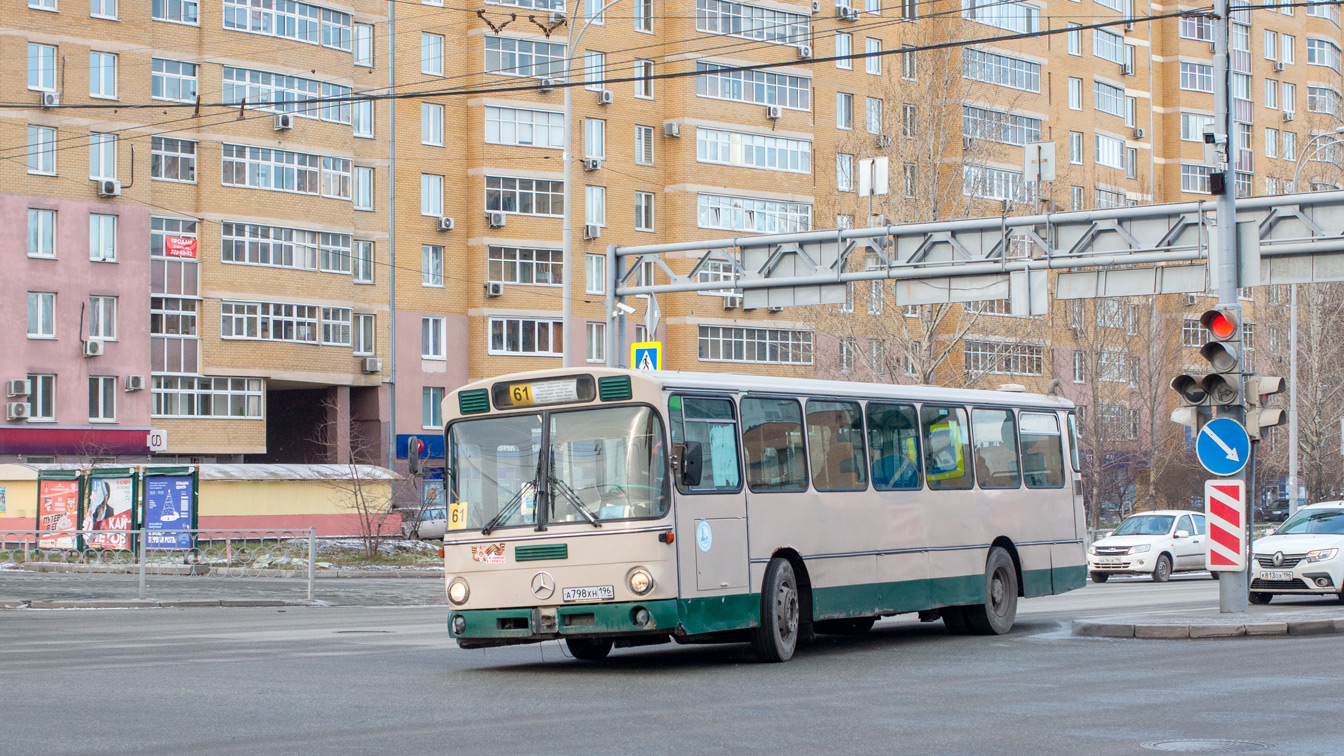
[314,397,398,559]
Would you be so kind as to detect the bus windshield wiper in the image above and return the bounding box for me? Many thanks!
[547,474,602,528]
[481,455,544,536]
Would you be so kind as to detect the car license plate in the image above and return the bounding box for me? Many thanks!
[1261,570,1293,581]
[1096,558,1121,566]
[562,585,615,602]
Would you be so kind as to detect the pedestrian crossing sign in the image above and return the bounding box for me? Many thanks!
[631,342,662,371]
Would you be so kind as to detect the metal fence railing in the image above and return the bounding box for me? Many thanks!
[1,528,318,601]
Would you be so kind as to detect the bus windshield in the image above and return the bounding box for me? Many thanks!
[447,406,669,531]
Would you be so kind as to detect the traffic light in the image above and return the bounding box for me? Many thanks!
[1245,374,1287,439]
[1197,308,1242,406]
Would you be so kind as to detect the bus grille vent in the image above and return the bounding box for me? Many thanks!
[598,375,632,402]
[515,544,569,562]
[458,389,490,415]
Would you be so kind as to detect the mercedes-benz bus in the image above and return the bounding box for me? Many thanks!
[441,368,1085,662]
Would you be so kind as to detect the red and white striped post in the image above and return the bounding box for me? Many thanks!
[1205,480,1247,571]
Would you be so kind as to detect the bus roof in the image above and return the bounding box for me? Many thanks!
[451,367,1075,412]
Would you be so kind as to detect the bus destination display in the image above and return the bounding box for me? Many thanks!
[492,375,596,410]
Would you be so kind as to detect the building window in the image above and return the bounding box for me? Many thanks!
[486,176,564,216]
[28,43,57,91]
[89,52,118,99]
[222,0,350,48]
[90,133,117,180]
[868,282,884,315]
[1071,185,1084,210]
[28,292,56,338]
[1095,134,1124,169]
[422,387,444,429]
[1072,351,1085,383]
[698,325,813,365]
[635,0,652,31]
[421,245,443,287]
[865,38,881,75]
[153,376,263,419]
[1181,112,1214,141]
[1069,131,1083,164]
[221,144,350,200]
[151,58,197,102]
[1181,164,1213,193]
[224,65,354,122]
[635,59,654,98]
[1265,128,1279,159]
[1307,39,1342,72]
[836,154,854,192]
[489,246,562,285]
[902,46,916,80]
[353,241,374,283]
[1097,351,1132,384]
[1265,79,1279,110]
[635,125,655,165]
[421,317,445,359]
[585,51,606,91]
[962,165,1025,201]
[154,0,200,24]
[320,307,351,346]
[354,23,373,66]
[962,105,1041,146]
[353,166,373,211]
[961,48,1039,92]
[1182,317,1207,347]
[1094,81,1124,117]
[836,32,852,69]
[964,340,1043,376]
[586,322,606,363]
[28,126,56,175]
[901,163,916,198]
[485,106,565,148]
[697,193,811,233]
[695,62,810,110]
[221,222,351,274]
[635,192,655,231]
[586,254,606,295]
[485,37,565,78]
[584,0,605,24]
[1180,15,1212,41]
[353,313,375,355]
[352,98,373,137]
[221,301,321,343]
[1283,35,1295,64]
[584,118,605,159]
[150,137,197,183]
[696,0,809,45]
[837,92,853,129]
[1092,29,1124,64]
[839,339,855,374]
[151,216,197,258]
[1067,24,1081,55]
[88,296,118,340]
[89,376,117,422]
[1068,77,1082,110]
[585,186,606,226]
[89,214,117,261]
[31,0,57,10]
[421,174,443,216]
[27,375,56,421]
[150,297,197,336]
[903,104,917,138]
[422,33,443,75]
[28,209,56,258]
[1180,62,1214,92]
[961,0,1038,32]
[866,98,882,134]
[489,317,565,356]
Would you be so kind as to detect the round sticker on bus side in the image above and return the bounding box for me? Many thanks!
[696,521,713,553]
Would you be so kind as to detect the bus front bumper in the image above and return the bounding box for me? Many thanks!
[448,599,682,647]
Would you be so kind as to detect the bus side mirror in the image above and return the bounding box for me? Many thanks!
[681,441,703,488]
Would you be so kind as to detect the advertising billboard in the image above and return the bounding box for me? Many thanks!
[84,475,135,551]
[36,478,81,550]
[145,475,194,550]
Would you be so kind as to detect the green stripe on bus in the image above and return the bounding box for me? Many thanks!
[514,544,568,562]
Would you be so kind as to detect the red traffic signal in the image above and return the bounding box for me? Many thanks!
[1200,309,1238,341]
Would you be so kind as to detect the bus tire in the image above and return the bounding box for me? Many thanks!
[815,617,876,635]
[964,547,1019,636]
[565,638,613,660]
[752,558,801,663]
[940,606,970,635]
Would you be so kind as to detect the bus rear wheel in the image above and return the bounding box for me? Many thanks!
[752,558,801,663]
[565,638,613,660]
[964,547,1019,636]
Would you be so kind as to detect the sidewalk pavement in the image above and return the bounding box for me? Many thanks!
[1,566,447,609]
[1072,605,1344,639]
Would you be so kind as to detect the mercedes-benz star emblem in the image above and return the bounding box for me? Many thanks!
[531,571,555,600]
[1272,551,1284,567]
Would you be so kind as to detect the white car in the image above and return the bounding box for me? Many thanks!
[1250,502,1344,604]
[1087,510,1209,583]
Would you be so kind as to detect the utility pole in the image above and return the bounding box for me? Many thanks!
[1288,283,1298,516]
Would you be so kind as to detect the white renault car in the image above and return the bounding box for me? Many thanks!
[1087,510,1209,583]
[1250,502,1344,604]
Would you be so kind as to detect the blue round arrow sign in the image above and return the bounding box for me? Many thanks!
[1196,417,1251,477]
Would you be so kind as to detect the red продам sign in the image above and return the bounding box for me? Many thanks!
[163,236,197,259]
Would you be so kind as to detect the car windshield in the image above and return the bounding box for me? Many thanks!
[1276,509,1344,535]
[446,406,668,531]
[1113,515,1174,536]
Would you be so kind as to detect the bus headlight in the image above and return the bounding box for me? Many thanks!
[628,568,654,595]
[448,578,470,605]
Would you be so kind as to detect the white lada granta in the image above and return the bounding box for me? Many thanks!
[1086,510,1210,583]
[1250,502,1344,604]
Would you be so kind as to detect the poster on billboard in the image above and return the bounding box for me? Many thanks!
[36,477,81,550]
[84,475,135,551]
[145,475,195,550]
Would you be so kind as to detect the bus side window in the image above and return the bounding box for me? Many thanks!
[866,402,922,491]
[741,397,808,492]
[971,408,1021,489]
[806,400,868,492]
[920,405,973,490]
[1066,412,1081,473]
[1019,411,1064,488]
[669,395,742,494]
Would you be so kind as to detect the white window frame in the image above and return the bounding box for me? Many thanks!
[90,132,117,180]
[635,125,655,166]
[28,292,56,339]
[353,166,374,211]
[488,316,566,356]
[89,376,117,422]
[635,191,655,231]
[353,313,376,355]
[485,105,565,149]
[584,118,606,159]
[421,244,444,287]
[585,185,607,227]
[28,126,56,175]
[353,240,374,283]
[423,387,445,429]
[421,174,443,216]
[89,295,118,340]
[635,59,654,99]
[837,92,853,129]
[89,214,117,261]
[151,58,198,102]
[865,38,881,75]
[586,322,606,363]
[28,374,56,422]
[28,209,56,258]
[836,32,852,70]
[422,33,444,75]
[586,254,606,295]
[151,136,197,183]
[89,51,118,99]
[29,43,57,92]
[421,316,446,360]
[585,51,606,91]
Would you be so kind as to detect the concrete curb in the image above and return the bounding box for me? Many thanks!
[6,598,328,610]
[1073,616,1344,639]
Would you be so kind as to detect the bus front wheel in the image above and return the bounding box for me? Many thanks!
[964,547,1019,636]
[565,638,613,661]
[752,558,801,663]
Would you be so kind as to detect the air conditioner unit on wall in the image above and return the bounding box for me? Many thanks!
[40,91,60,108]
[487,211,507,228]
[584,224,601,240]
[766,105,782,120]
[124,375,144,391]
[97,179,121,197]
[1273,60,1285,72]
[1133,127,1146,139]
[797,44,813,59]
[538,78,561,92]
[437,216,455,231]
[84,340,105,357]
[6,402,31,421]
[485,281,504,297]
[548,10,566,24]
[598,89,614,105]
[1283,111,1295,122]
[876,134,893,148]
[663,122,681,138]
[362,357,382,373]
[1121,61,1134,77]
[274,113,294,131]
[6,380,31,397]
[582,157,603,171]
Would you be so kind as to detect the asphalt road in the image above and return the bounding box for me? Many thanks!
[3,576,1342,756]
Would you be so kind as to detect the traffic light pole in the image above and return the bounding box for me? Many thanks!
[1212,0,1249,614]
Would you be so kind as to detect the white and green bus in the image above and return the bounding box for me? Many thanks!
[442,368,1085,662]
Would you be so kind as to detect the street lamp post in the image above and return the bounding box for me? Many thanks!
[1284,126,1343,515]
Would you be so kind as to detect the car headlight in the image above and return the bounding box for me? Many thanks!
[628,567,654,595]
[1305,548,1338,563]
[448,578,470,605]
[1126,544,1151,555]
[1087,545,1098,555]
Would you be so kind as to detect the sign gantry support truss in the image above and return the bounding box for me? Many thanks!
[605,189,1344,362]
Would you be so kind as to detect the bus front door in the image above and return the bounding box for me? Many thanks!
[670,396,749,602]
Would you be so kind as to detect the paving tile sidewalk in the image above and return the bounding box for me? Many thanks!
[0,567,447,608]
[1073,605,1344,639]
